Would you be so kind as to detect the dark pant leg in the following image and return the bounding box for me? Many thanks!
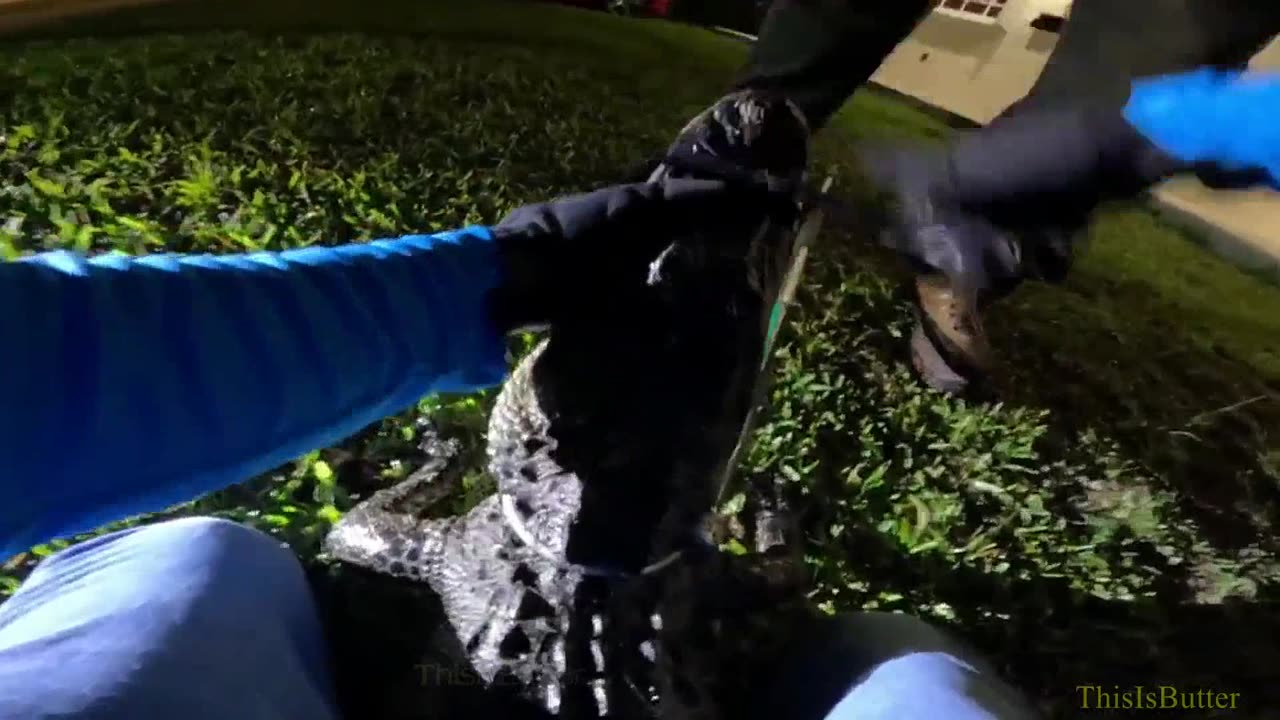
[732,0,932,131]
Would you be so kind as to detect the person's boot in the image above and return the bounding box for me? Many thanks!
[912,273,991,391]
[864,103,1196,394]
[860,146,1011,393]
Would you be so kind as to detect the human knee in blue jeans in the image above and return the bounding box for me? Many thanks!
[0,517,338,720]
[756,611,1040,720]
[0,517,1037,719]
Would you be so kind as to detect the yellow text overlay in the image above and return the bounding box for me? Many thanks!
[1077,685,1240,711]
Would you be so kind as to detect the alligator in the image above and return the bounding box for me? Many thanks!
[318,90,824,720]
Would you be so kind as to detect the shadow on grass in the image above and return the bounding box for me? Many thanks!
[987,262,1280,557]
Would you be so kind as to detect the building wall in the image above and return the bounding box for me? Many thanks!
[871,14,1033,121]
[869,0,1280,267]
[871,0,1062,122]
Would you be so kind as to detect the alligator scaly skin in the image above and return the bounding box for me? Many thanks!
[323,90,815,720]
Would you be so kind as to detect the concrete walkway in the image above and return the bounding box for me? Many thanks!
[1153,180,1280,275]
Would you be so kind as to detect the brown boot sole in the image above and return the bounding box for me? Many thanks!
[910,321,971,395]
[913,280,994,377]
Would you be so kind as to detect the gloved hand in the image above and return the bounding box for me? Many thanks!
[868,67,1280,296]
[488,89,811,334]
[861,67,1280,393]
[485,178,779,333]
[864,104,1189,292]
[859,101,1190,388]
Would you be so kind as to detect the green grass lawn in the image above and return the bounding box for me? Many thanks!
[2,1,1279,716]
